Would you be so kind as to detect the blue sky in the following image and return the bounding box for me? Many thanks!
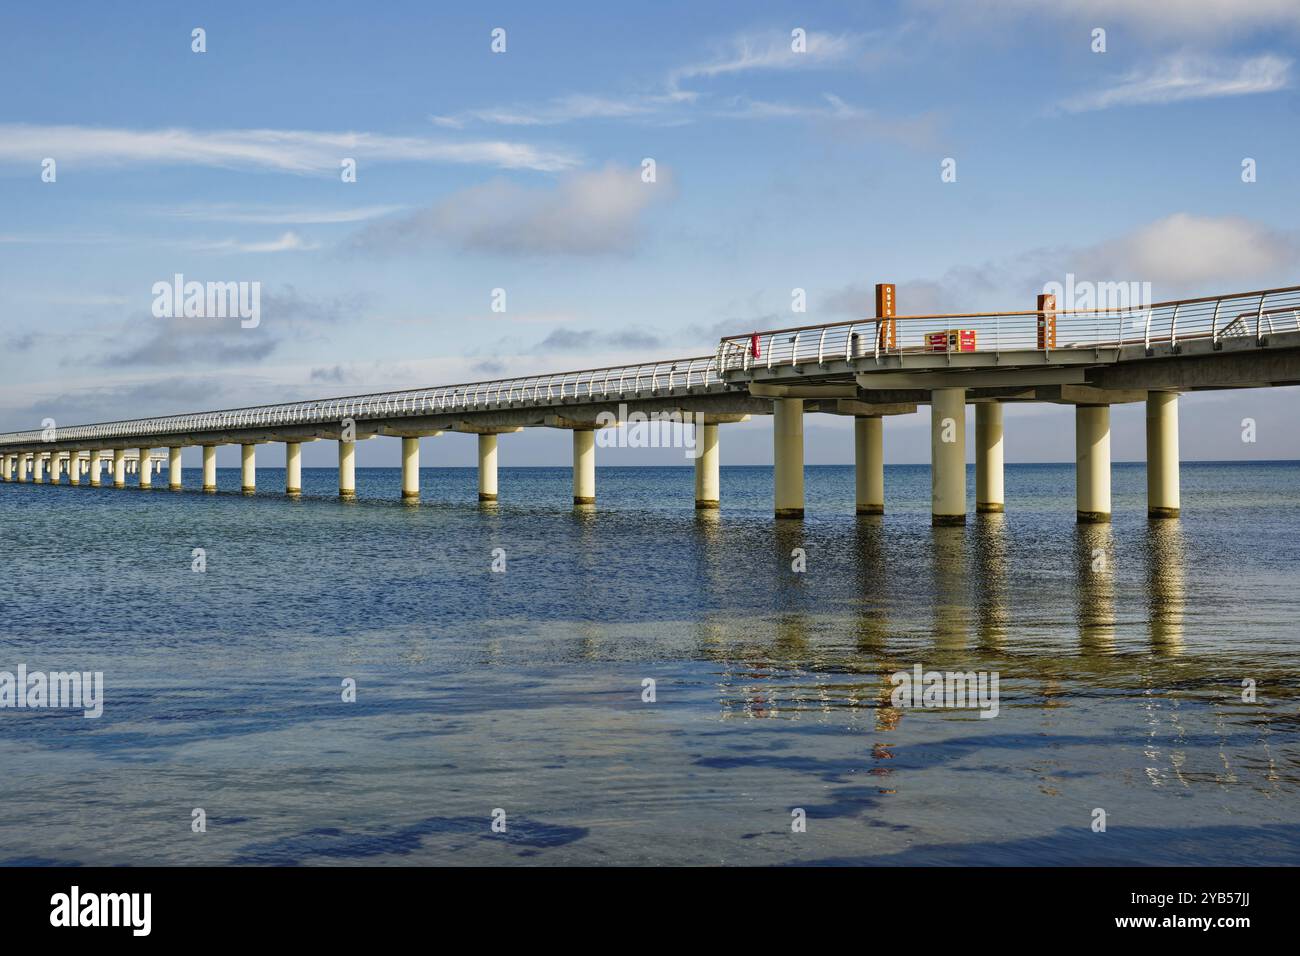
[2,0,1299,466]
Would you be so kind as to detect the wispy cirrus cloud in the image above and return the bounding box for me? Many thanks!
[431,28,909,134]
[432,93,690,129]
[187,231,321,254]
[1061,53,1291,112]
[0,124,580,173]
[159,203,407,224]
[667,29,871,89]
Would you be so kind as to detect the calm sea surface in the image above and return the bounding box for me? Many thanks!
[1,462,1298,865]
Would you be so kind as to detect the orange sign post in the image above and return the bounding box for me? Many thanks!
[1037,293,1057,349]
[875,283,896,351]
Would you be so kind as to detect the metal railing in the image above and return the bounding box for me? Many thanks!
[0,355,721,448]
[716,285,1300,374]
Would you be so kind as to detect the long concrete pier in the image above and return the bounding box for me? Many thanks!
[3,283,1300,523]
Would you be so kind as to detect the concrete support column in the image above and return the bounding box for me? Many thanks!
[338,440,356,499]
[33,453,45,484]
[1,455,10,482]
[572,429,595,505]
[167,447,182,490]
[285,442,302,495]
[202,446,217,492]
[398,437,419,500]
[930,388,967,526]
[773,398,805,519]
[112,449,125,488]
[854,416,884,515]
[69,455,80,485]
[138,448,152,489]
[90,451,102,487]
[240,445,255,494]
[975,402,1004,514]
[478,433,498,502]
[1076,405,1111,523]
[694,422,719,509]
[19,455,30,482]
[1147,391,1180,519]
[49,453,61,484]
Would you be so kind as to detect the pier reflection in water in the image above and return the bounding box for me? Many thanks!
[694,491,1295,853]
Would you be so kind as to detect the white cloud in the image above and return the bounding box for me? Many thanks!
[909,0,1300,38]
[0,124,579,174]
[915,0,1300,36]
[818,214,1297,318]
[1078,213,1297,284]
[1062,53,1290,112]
[351,165,674,257]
